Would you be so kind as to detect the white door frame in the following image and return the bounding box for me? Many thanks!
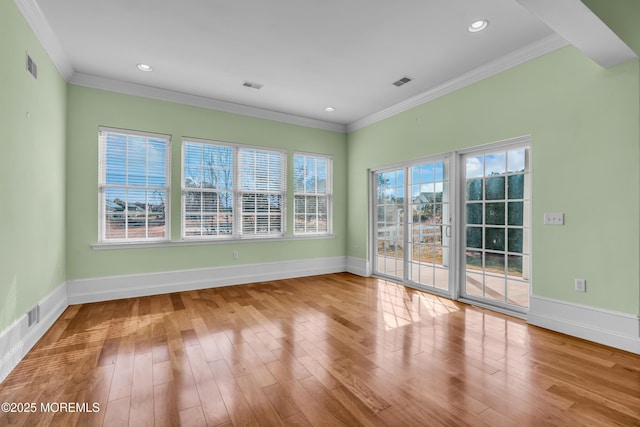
[456,135,532,316]
[370,153,457,299]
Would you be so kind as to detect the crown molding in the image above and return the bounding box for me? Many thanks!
[13,0,73,80]
[14,0,577,135]
[14,0,345,133]
[69,72,347,133]
[347,34,569,133]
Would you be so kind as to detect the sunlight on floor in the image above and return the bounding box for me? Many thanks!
[376,279,460,330]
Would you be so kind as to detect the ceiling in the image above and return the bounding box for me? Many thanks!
[22,0,637,130]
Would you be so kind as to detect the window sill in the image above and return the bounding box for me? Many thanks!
[91,234,335,250]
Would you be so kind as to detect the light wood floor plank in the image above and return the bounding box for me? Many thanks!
[1,273,639,426]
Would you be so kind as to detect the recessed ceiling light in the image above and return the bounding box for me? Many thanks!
[324,106,335,112]
[468,19,489,33]
[137,63,153,72]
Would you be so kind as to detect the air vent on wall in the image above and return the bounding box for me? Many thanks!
[393,76,412,87]
[26,53,38,80]
[27,305,40,327]
[242,80,263,89]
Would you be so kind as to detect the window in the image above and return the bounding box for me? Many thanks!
[239,148,286,237]
[183,142,234,238]
[294,153,332,235]
[182,139,287,239]
[99,127,171,242]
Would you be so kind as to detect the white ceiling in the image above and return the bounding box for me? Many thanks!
[21,0,637,131]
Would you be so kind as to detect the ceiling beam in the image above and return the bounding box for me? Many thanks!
[514,0,637,67]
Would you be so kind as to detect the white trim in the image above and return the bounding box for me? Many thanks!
[69,73,347,133]
[456,134,532,155]
[67,256,347,304]
[13,0,566,135]
[347,34,568,132]
[346,257,371,277]
[458,297,527,320]
[16,0,632,135]
[13,0,73,80]
[99,126,171,141]
[0,282,68,384]
[91,233,336,250]
[292,152,334,236]
[98,128,172,244]
[528,295,640,355]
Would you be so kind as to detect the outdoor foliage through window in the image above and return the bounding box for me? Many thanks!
[99,128,170,242]
[239,148,286,236]
[183,143,234,237]
[182,139,287,239]
[294,153,332,234]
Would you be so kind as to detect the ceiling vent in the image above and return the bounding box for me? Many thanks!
[26,53,38,80]
[242,80,263,89]
[392,76,412,87]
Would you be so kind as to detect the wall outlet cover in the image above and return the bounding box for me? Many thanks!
[544,213,564,225]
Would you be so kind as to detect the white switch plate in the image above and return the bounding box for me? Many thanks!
[233,251,239,259]
[575,278,586,292]
[544,213,564,225]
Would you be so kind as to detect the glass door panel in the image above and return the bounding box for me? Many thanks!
[373,158,451,295]
[462,146,530,312]
[374,169,405,280]
[407,160,450,292]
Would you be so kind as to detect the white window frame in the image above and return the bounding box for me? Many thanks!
[98,127,171,243]
[237,146,287,238]
[181,138,287,240]
[293,152,333,235]
[182,138,235,239]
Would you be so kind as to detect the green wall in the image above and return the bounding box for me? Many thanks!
[2,0,638,336]
[0,1,67,332]
[347,46,640,315]
[65,86,348,280]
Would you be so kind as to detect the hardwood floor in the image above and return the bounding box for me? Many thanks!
[1,273,639,426]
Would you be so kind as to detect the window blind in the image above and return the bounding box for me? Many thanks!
[238,148,287,236]
[99,127,171,242]
[181,139,287,239]
[182,140,234,238]
[293,153,332,234]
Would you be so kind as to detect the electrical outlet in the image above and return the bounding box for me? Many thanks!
[544,213,564,225]
[575,278,586,293]
[233,251,239,260]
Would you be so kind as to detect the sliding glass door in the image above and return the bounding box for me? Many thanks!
[371,137,531,315]
[373,157,452,294]
[461,144,530,312]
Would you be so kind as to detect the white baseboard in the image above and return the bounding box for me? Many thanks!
[528,295,640,355]
[5,268,637,387]
[67,256,347,304]
[0,282,68,384]
[346,257,371,277]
